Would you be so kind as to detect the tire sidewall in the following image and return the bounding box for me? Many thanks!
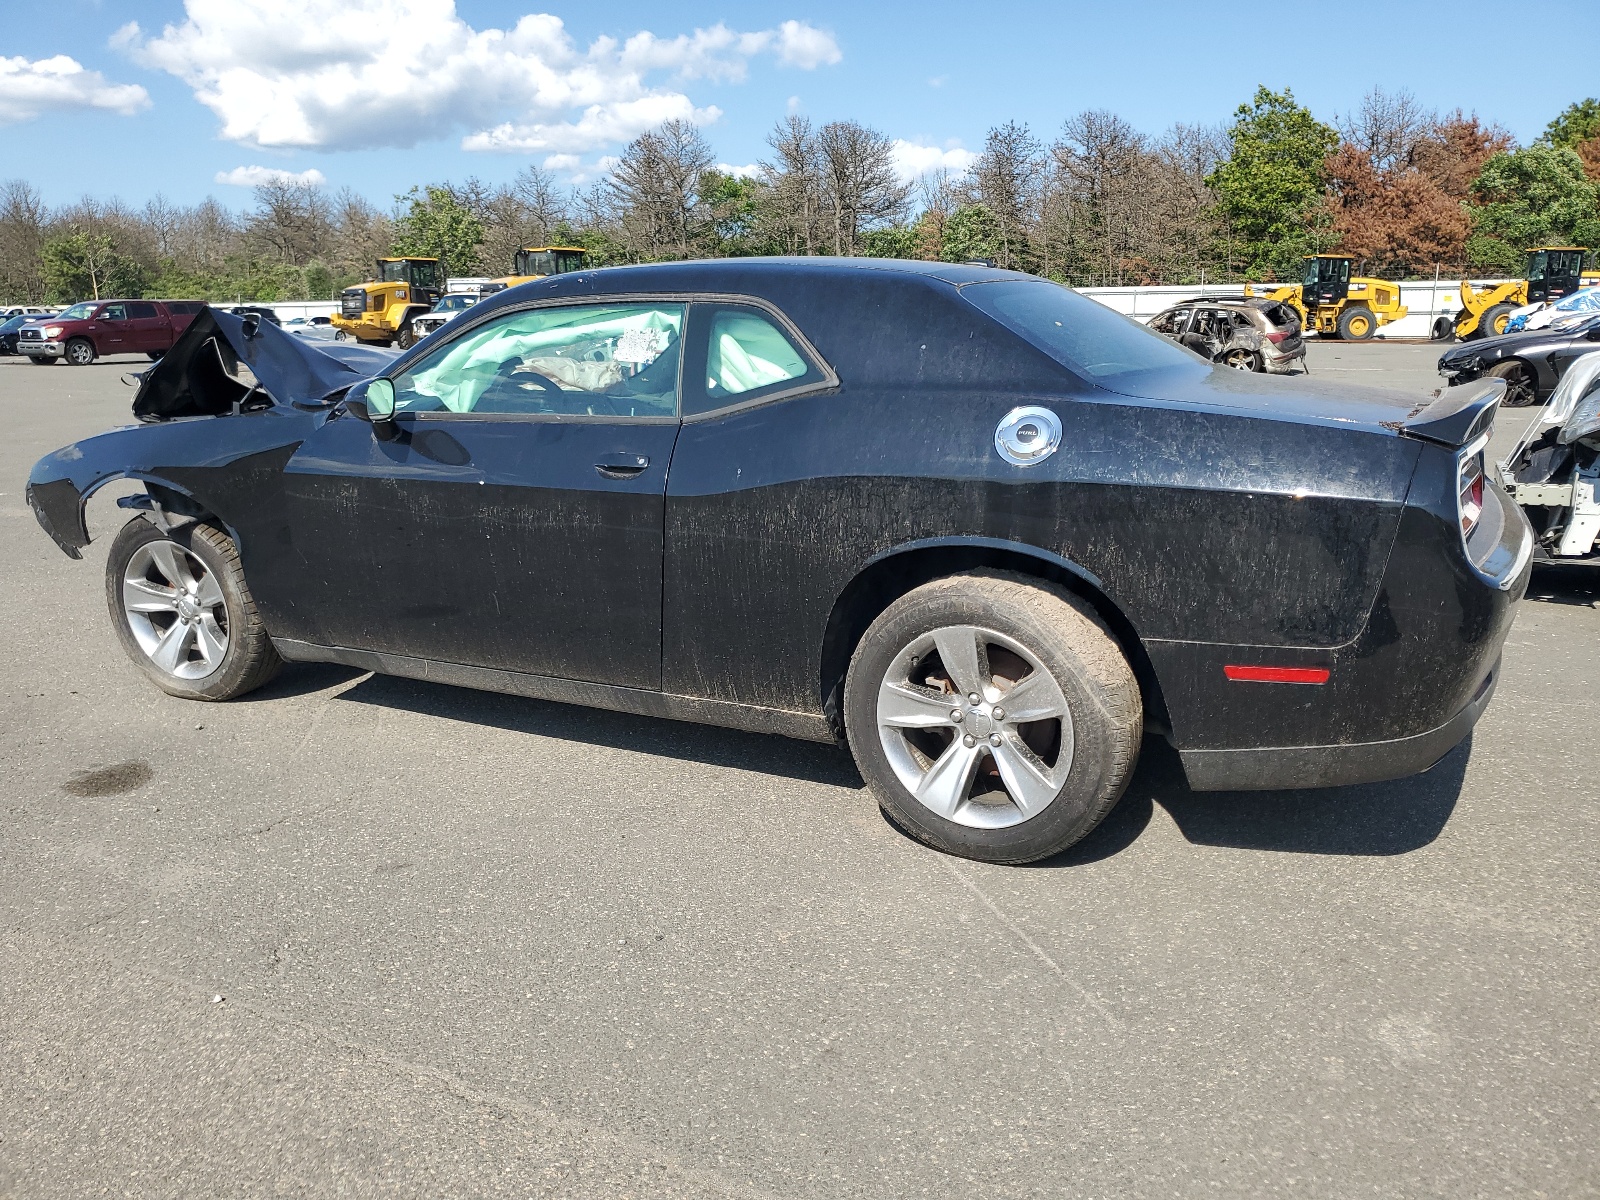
[105,517,263,701]
[844,577,1137,863]
[66,338,96,365]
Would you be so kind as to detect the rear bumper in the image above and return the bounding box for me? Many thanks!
[1179,660,1497,791]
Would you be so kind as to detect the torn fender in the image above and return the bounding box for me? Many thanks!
[26,407,317,558]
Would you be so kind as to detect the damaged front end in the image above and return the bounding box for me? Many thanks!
[26,308,395,558]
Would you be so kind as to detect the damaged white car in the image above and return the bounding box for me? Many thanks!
[1501,353,1600,561]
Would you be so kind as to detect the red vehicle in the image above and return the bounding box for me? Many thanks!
[19,299,206,366]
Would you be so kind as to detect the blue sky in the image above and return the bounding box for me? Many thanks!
[4,0,1598,211]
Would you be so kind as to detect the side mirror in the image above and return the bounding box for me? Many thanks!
[345,377,399,441]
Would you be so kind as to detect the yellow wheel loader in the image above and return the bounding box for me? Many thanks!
[1454,247,1597,340]
[1246,255,1408,340]
[330,257,445,348]
[484,245,588,293]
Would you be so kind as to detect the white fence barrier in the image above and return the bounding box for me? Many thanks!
[1078,279,1518,338]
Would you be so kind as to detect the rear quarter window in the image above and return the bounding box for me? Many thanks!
[962,280,1204,385]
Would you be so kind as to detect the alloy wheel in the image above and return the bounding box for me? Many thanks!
[121,540,229,679]
[876,624,1074,829]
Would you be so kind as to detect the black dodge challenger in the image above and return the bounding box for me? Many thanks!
[27,260,1531,863]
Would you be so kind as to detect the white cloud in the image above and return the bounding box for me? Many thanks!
[891,140,978,182]
[214,165,328,188]
[115,1,840,154]
[0,54,149,125]
[786,95,803,115]
[927,75,948,89]
[717,162,763,180]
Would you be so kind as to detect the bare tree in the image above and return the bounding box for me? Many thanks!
[815,120,910,255]
[247,179,333,265]
[1046,111,1157,285]
[610,120,715,260]
[760,115,827,254]
[0,180,48,300]
[973,122,1044,270]
[1339,88,1434,175]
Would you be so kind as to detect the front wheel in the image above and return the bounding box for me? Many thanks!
[1479,302,1517,339]
[844,571,1142,864]
[146,350,165,361]
[1485,360,1537,407]
[1337,306,1375,341]
[395,321,416,350]
[29,355,57,365]
[105,516,282,701]
[65,338,96,366]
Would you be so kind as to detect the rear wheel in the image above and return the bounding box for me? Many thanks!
[843,571,1142,864]
[105,516,282,701]
[1480,302,1517,339]
[395,321,416,350]
[65,338,96,366]
[1220,347,1259,371]
[1485,360,1537,407]
[146,350,164,361]
[1337,306,1376,340]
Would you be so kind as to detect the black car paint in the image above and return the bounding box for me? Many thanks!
[1438,315,1600,400]
[27,263,1530,793]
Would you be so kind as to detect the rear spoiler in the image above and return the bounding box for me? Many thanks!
[1396,379,1504,448]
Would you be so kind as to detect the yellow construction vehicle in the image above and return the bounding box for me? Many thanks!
[490,245,588,290]
[331,257,445,348]
[1454,247,1597,340]
[1245,255,1408,340]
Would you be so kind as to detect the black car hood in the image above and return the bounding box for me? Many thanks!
[132,308,396,421]
[1094,363,1421,438]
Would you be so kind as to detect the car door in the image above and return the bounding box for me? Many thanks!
[276,299,685,690]
[125,301,166,352]
[94,303,131,353]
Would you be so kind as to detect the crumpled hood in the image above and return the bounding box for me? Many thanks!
[1095,362,1424,437]
[132,308,396,421]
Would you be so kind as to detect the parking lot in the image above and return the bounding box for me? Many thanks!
[1,342,1596,1196]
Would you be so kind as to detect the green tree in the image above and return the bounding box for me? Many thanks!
[860,225,919,258]
[1206,86,1338,279]
[699,171,766,256]
[390,185,485,276]
[1467,145,1600,269]
[940,204,1003,264]
[1544,99,1600,149]
[41,228,150,301]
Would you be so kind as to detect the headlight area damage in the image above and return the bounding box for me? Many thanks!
[27,308,395,558]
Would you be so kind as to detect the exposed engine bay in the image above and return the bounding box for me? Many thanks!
[1500,354,1600,561]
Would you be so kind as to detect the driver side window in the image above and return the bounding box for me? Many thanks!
[391,302,684,419]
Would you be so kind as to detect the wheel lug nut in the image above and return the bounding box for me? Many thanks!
[993,707,1005,720]
[968,692,980,704]
[950,709,963,723]
[962,734,976,748]
[989,733,1002,746]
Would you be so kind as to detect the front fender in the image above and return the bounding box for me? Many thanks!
[26,410,315,558]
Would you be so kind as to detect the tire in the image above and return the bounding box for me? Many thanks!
[1485,360,1537,407]
[105,516,282,702]
[395,321,416,350]
[1479,302,1517,339]
[843,570,1142,864]
[29,355,57,365]
[1220,347,1260,371]
[146,350,165,361]
[1430,317,1456,343]
[65,338,96,366]
[1337,306,1376,341]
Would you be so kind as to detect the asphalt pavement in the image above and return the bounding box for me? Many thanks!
[1,345,1596,1198]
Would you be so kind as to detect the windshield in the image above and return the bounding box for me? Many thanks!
[435,295,475,311]
[378,260,440,287]
[515,249,586,277]
[0,316,26,332]
[56,303,96,321]
[1301,258,1320,287]
[962,280,1204,386]
[1527,252,1548,282]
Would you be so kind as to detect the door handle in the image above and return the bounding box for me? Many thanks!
[595,454,650,479]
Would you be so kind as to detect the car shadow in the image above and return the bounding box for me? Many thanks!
[1039,734,1469,866]
[310,664,1470,862]
[330,670,864,789]
[1525,562,1600,607]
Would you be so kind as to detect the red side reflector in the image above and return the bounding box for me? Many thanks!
[1224,665,1330,685]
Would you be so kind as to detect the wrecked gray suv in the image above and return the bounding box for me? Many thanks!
[1147,298,1305,374]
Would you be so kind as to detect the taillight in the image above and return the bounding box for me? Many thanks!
[1458,449,1484,537]
[1265,330,1289,344]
